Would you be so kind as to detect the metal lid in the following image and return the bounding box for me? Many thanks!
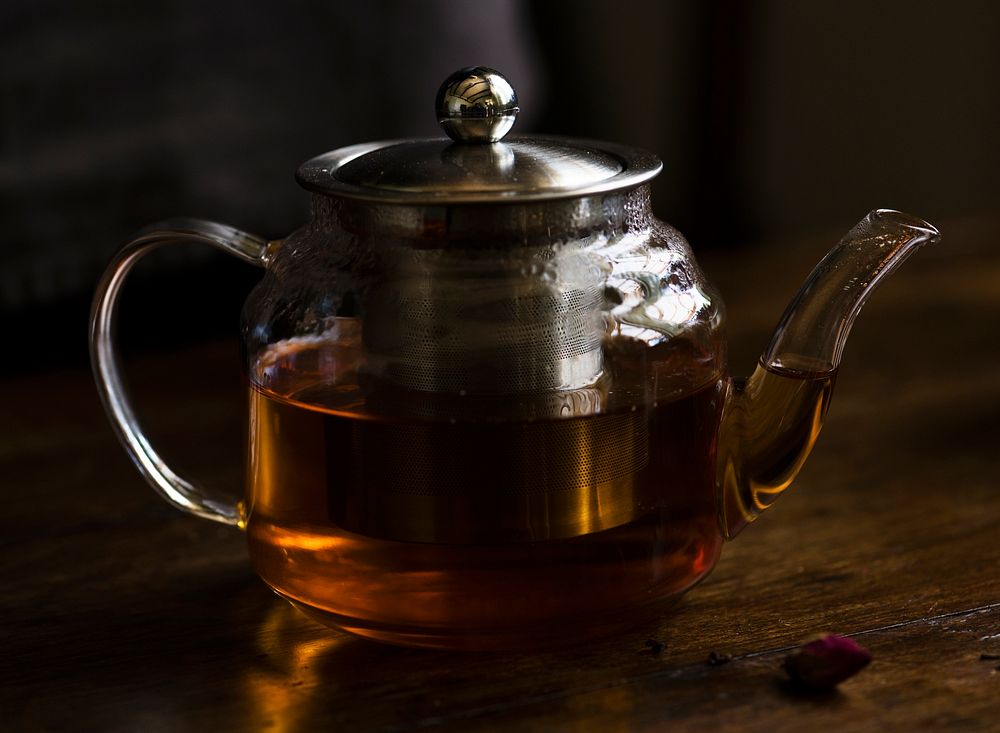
[296,67,662,204]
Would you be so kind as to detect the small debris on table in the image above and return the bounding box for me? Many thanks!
[707,651,732,666]
[644,638,664,654]
[979,653,1000,661]
[783,634,871,691]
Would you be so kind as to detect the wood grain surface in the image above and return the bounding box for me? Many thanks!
[3,216,999,731]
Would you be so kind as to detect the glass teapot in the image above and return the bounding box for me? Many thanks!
[91,67,939,650]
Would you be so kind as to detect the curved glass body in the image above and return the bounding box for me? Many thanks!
[240,186,728,648]
[90,196,937,650]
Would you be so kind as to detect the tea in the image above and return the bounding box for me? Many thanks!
[717,358,837,535]
[244,337,725,648]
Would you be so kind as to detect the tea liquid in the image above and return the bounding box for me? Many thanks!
[717,358,837,536]
[245,339,725,649]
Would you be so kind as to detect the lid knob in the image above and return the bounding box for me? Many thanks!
[436,67,519,144]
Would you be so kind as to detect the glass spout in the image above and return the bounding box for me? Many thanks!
[763,209,940,371]
[719,210,940,538]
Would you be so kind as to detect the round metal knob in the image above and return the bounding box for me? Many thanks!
[436,66,519,144]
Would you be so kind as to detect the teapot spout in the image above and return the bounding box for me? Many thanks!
[718,210,940,538]
[762,209,939,373]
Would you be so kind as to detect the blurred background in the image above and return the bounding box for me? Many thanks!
[3,0,998,372]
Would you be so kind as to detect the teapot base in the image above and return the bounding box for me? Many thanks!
[282,593,686,651]
[248,511,722,651]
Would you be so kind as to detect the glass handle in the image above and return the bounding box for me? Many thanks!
[90,219,269,525]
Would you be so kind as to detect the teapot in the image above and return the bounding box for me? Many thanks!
[91,67,939,650]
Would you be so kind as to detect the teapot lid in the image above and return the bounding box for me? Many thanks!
[296,67,662,204]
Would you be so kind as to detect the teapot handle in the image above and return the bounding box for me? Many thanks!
[90,219,270,525]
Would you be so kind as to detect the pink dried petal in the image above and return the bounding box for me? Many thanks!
[783,634,872,690]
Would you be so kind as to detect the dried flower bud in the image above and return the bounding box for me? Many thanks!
[783,634,872,690]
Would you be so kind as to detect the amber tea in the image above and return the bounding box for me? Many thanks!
[244,338,727,649]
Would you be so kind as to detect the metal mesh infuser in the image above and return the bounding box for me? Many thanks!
[289,66,671,542]
[363,247,607,396]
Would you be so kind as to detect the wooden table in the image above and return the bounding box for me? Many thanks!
[4,216,999,731]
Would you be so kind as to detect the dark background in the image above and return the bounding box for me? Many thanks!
[3,0,998,372]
